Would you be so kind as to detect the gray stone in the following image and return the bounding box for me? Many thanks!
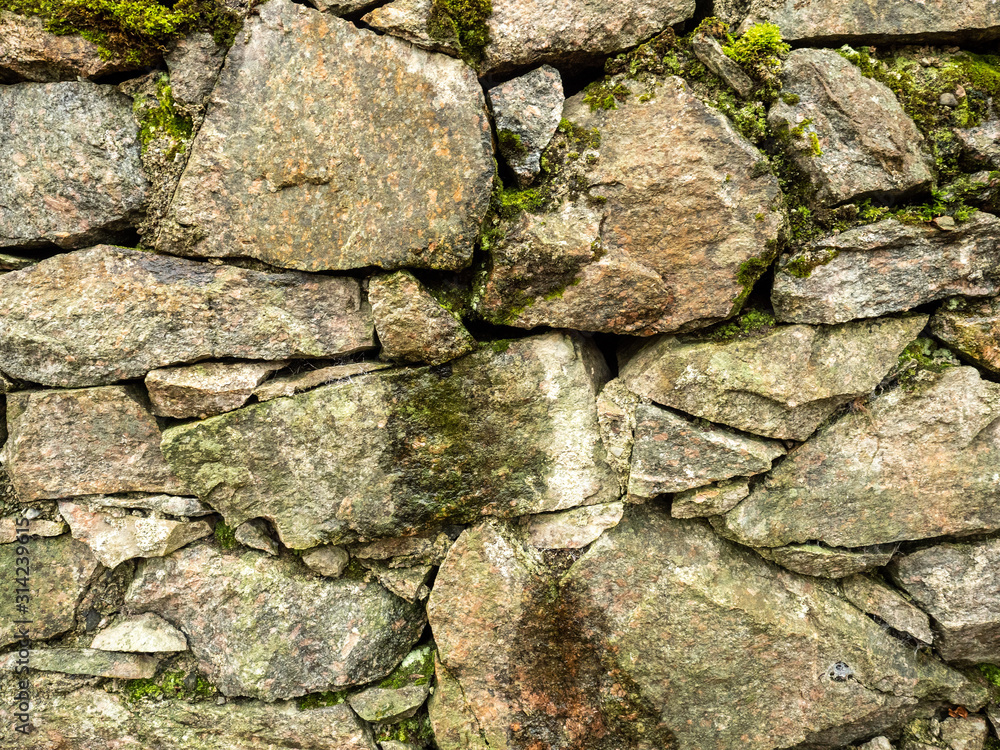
[77,493,213,517]
[691,32,755,98]
[360,561,433,603]
[619,315,925,440]
[768,49,932,208]
[757,543,894,578]
[487,65,564,186]
[595,378,641,494]
[360,0,461,57]
[715,367,1000,549]
[305,0,379,15]
[349,645,434,724]
[0,517,65,542]
[234,519,278,555]
[253,362,392,402]
[0,82,147,250]
[349,531,454,568]
[858,739,895,750]
[956,115,1000,170]
[162,332,618,549]
[474,76,785,335]
[889,537,1000,664]
[932,296,1000,374]
[841,575,935,645]
[90,613,188,653]
[773,213,1000,324]
[164,32,225,110]
[0,648,158,679]
[158,0,493,273]
[670,478,750,519]
[369,271,476,366]
[302,546,350,578]
[428,654,489,750]
[125,543,426,700]
[146,360,288,419]
[940,715,990,750]
[0,246,374,387]
[2,386,188,502]
[522,502,624,549]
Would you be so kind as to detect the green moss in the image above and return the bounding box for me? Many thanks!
[807,131,823,157]
[706,309,776,341]
[889,186,977,225]
[123,670,217,704]
[979,663,1000,687]
[375,644,435,690]
[373,712,435,746]
[485,339,511,353]
[582,81,632,111]
[891,336,960,390]
[297,688,350,709]
[780,92,800,105]
[428,0,492,64]
[497,187,545,220]
[497,129,526,156]
[721,21,789,96]
[213,520,237,550]
[135,73,193,159]
[780,247,839,278]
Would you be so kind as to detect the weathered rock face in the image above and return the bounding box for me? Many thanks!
[889,537,1000,664]
[77,493,212,517]
[90,613,188,653]
[162,332,618,548]
[715,367,1000,549]
[157,0,493,273]
[125,543,426,700]
[0,246,374,387]
[619,315,925,440]
[2,386,188,502]
[0,82,147,250]
[931,296,1000,374]
[475,76,785,335]
[768,49,931,208]
[4,649,160,679]
[164,32,227,111]
[773,213,1000,324]
[956,116,1000,170]
[522,502,624,549]
[146,360,288,419]
[840,574,935,646]
[671,478,750,518]
[253,362,392,402]
[757,543,894,578]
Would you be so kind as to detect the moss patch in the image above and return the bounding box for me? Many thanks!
[123,670,217,704]
[428,0,491,64]
[889,336,960,391]
[497,129,526,156]
[135,73,193,159]
[721,21,789,88]
[213,520,237,550]
[297,688,351,709]
[582,81,632,111]
[704,309,776,341]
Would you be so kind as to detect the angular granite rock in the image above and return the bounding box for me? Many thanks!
[670,478,750,518]
[369,271,476,365]
[474,76,785,334]
[774,213,1000,324]
[234,518,278,555]
[956,116,1000,170]
[768,49,932,208]
[253,362,392,402]
[628,402,785,497]
[940,716,990,750]
[125,543,426,700]
[361,0,461,57]
[619,315,925,440]
[889,537,1000,664]
[841,575,934,645]
[0,517,65,542]
[158,0,493,273]
[0,535,98,648]
[90,613,188,653]
[359,561,433,603]
[0,246,374,387]
[163,32,226,110]
[347,645,434,724]
[162,332,618,548]
[757,543,894,578]
[522,502,624,549]
[302,546,350,578]
[595,378,640,493]
[0,82,147,250]
[931,296,1000,374]
[3,386,188,502]
[349,531,454,568]
[1,648,159,679]
[146,360,288,419]
[715,367,1000,549]
[77,493,213,517]
[487,65,564,186]
[691,32,755,99]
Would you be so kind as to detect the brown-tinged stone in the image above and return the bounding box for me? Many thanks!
[125,543,426,700]
[940,715,990,750]
[349,531,454,568]
[670,478,750,519]
[360,0,461,57]
[163,32,225,111]
[253,362,392,402]
[357,561,433,603]
[0,246,374,387]
[595,378,640,495]
[146,360,288,419]
[522,502,624,549]
[302,546,350,578]
[2,386,188,502]
[0,517,65,542]
[90,613,188,653]
[234,519,278,555]
[157,0,493,273]
[77,493,213,517]
[757,543,894,578]
[691,32,755,99]
[932,296,1000,374]
[841,575,935,645]
[0,649,159,679]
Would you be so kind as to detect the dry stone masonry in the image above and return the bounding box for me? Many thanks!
[0,0,999,748]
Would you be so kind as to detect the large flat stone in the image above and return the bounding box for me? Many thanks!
[0,648,159,679]
[931,296,1000,374]
[0,246,374,387]
[840,574,934,646]
[146,360,288,419]
[90,613,188,653]
[157,0,493,272]
[162,332,619,548]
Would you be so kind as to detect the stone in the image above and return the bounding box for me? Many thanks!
[735,0,1000,44]
[234,519,278,555]
[619,315,925,441]
[956,116,1000,170]
[889,537,1000,664]
[162,332,618,549]
[0,11,137,82]
[349,531,454,568]
[757,543,894,578]
[428,655,489,750]
[59,501,213,569]
[90,613,188,653]
[369,271,476,365]
[767,49,932,208]
[595,378,641,494]
[0,82,147,250]
[364,0,694,75]
[487,65,564,186]
[934,215,958,231]
[0,535,98,648]
[346,645,434,724]
[0,648,158,679]
[2,386,188,502]
[522,502,624,549]
[627,402,785,498]
[940,716,990,750]
[670,478,750,518]
[840,575,935,645]
[715,367,1000,549]
[773,213,1000,324]
[0,246,374,388]
[163,32,225,110]
[940,92,960,108]
[474,76,785,335]
[691,32,755,98]
[125,543,426,700]
[305,0,379,15]
[0,517,65,542]
[858,739,895,750]
[158,0,493,273]
[987,706,999,737]
[253,362,392,402]
[146,360,288,419]
[78,493,213,517]
[302,546,350,578]
[932,296,1000,374]
[357,561,433,602]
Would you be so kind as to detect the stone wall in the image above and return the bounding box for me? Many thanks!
[0,0,999,748]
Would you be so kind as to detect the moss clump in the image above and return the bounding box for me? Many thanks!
[297,688,350,709]
[373,711,435,746]
[780,246,839,279]
[780,92,800,105]
[123,670,217,704]
[428,0,492,64]
[135,73,193,159]
[890,187,977,225]
[706,309,776,341]
[582,81,632,111]
[213,520,237,550]
[721,21,789,96]
[497,129,526,156]
[807,131,823,157]
[979,663,1000,687]
[890,336,960,390]
[0,0,241,64]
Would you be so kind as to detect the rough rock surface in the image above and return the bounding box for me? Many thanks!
[157,0,493,273]
[77,493,212,517]
[757,543,895,578]
[234,519,278,555]
[522,502,624,549]
[2,649,159,679]
[302,546,350,578]
[358,560,434,602]
[840,575,934,645]
[369,271,476,365]
[595,378,640,492]
[0,82,147,250]
[619,315,925,440]
[715,367,1000,549]
[0,517,65,542]
[956,116,1000,170]
[487,65,564,186]
[475,76,784,334]
[889,537,1000,664]
[768,49,932,208]
[931,296,1000,374]
[125,543,426,700]
[349,531,454,568]
[670,478,750,518]
[773,213,1000,324]
[304,0,379,16]
[691,32,755,98]
[146,360,288,419]
[162,332,618,548]
[348,647,434,723]
[163,32,226,110]
[3,386,188,502]
[360,0,460,57]
[628,402,785,497]
[0,246,374,387]
[90,613,188,653]
[253,362,392,402]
